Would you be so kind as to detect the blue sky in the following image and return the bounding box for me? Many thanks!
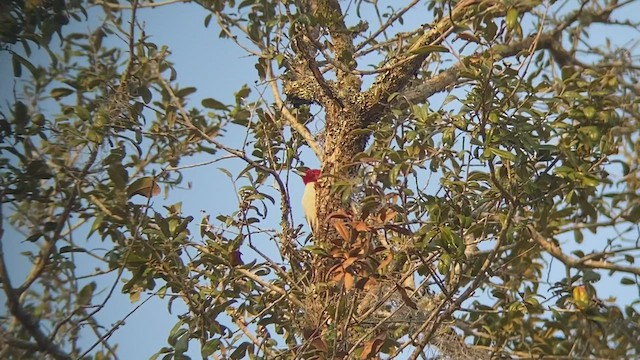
[1,1,640,359]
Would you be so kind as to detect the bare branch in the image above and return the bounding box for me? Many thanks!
[355,0,421,52]
[527,224,640,276]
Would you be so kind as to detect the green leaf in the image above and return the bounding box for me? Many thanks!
[410,45,449,55]
[87,129,104,144]
[624,254,635,264]
[14,101,29,132]
[174,332,189,355]
[202,98,228,110]
[506,8,519,31]
[620,277,635,285]
[235,85,251,102]
[76,106,90,121]
[488,147,516,161]
[127,177,161,198]
[438,252,451,274]
[149,347,173,360]
[12,53,37,77]
[175,86,197,98]
[623,205,640,222]
[108,163,129,190]
[168,321,186,346]
[12,53,22,77]
[440,226,463,256]
[583,106,596,120]
[201,339,220,357]
[574,229,583,244]
[582,270,601,282]
[51,87,75,99]
[78,282,96,306]
[389,164,402,184]
[43,222,57,232]
[60,246,87,254]
[230,342,250,359]
[137,85,152,104]
[155,212,172,239]
[25,232,43,242]
[579,174,600,188]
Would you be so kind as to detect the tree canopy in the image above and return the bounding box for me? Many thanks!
[2,0,640,359]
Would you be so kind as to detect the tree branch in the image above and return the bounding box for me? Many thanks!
[363,0,495,119]
[400,33,555,107]
[526,224,640,276]
[95,0,187,9]
[0,333,41,352]
[378,0,627,112]
[0,199,72,360]
[355,0,421,52]
[18,146,99,295]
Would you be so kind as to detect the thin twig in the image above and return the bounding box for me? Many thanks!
[94,0,188,10]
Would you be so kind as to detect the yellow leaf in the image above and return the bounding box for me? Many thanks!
[572,285,589,310]
[410,45,449,55]
[129,290,140,303]
[331,269,345,284]
[311,338,328,353]
[456,32,481,44]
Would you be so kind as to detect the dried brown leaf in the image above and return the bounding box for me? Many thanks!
[342,256,358,269]
[360,333,386,359]
[354,221,369,232]
[395,283,418,309]
[344,272,354,290]
[335,220,350,242]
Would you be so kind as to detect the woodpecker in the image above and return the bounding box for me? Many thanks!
[301,169,320,234]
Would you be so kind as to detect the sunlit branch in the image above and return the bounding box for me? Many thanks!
[266,62,324,161]
[237,268,304,308]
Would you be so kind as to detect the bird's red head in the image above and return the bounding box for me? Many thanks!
[301,169,321,185]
